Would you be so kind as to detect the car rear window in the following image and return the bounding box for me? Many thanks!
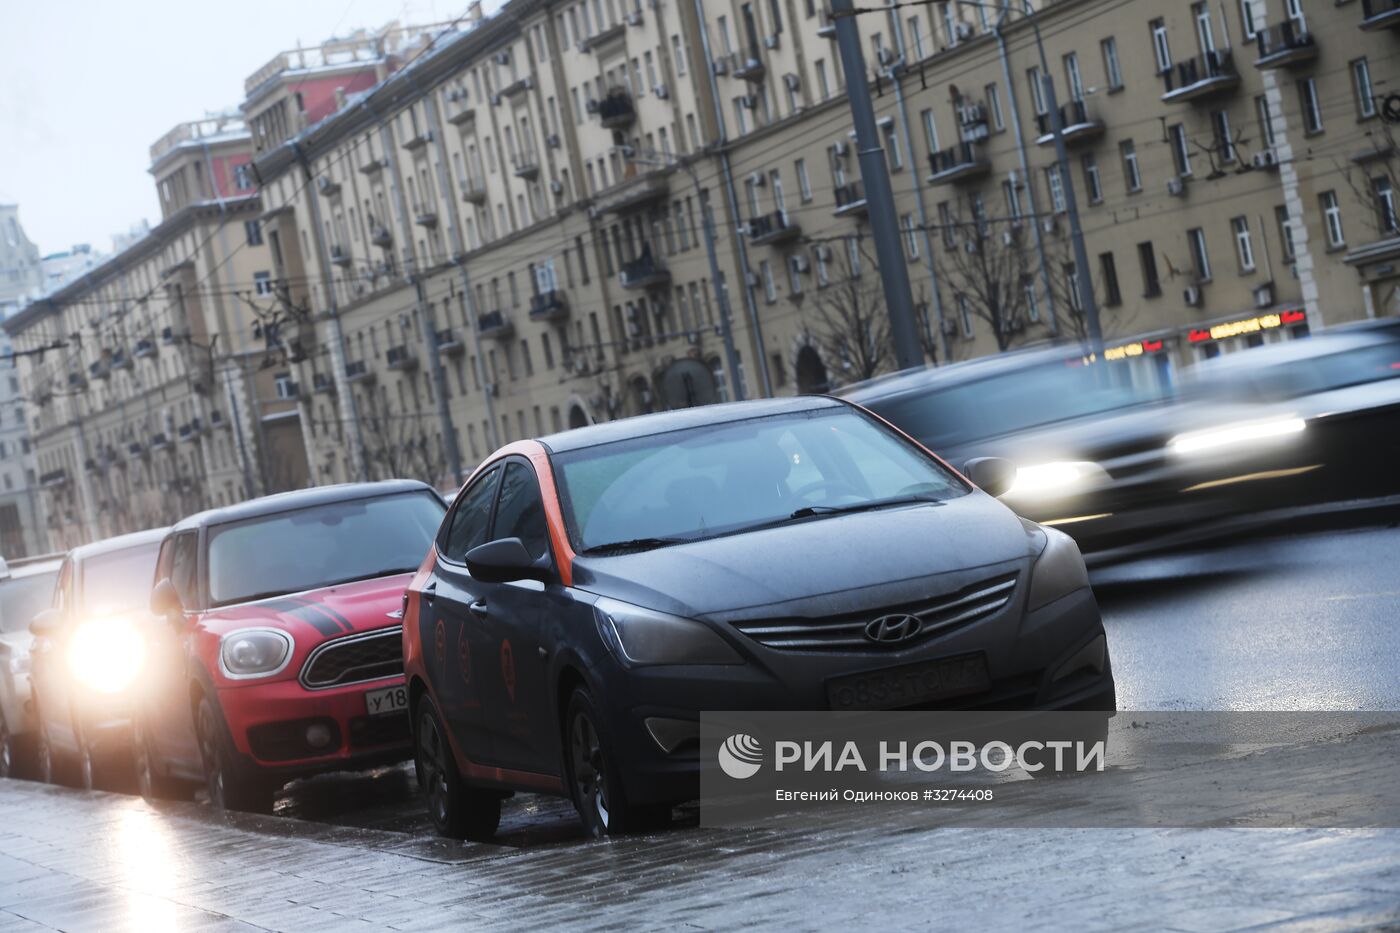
[0,571,59,633]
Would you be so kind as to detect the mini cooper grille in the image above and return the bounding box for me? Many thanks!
[300,627,404,689]
[731,573,1019,651]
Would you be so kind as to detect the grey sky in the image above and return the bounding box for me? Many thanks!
[0,0,476,257]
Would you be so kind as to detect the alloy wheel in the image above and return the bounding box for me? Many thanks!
[570,711,610,832]
[197,705,226,809]
[134,721,154,799]
[79,739,95,791]
[0,718,12,779]
[417,710,450,827]
[37,728,52,784]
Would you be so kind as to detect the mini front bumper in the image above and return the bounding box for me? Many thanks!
[595,585,1114,805]
[217,676,412,775]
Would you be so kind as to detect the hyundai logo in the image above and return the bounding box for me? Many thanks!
[864,613,923,644]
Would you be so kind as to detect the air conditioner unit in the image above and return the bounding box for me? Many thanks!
[953,22,975,41]
[1002,230,1015,246]
[586,98,601,113]
[495,52,511,65]
[1183,285,1203,307]
[546,133,561,148]
[764,34,779,49]
[941,318,960,336]
[1167,177,1187,197]
[1042,216,1057,234]
[550,179,564,194]
[626,10,643,25]
[1252,148,1278,169]
[713,58,729,75]
[745,271,760,287]
[833,140,849,156]
[491,93,503,106]
[577,40,589,53]
[784,73,801,91]
[316,176,335,193]
[448,88,463,102]
[1253,281,1275,308]
[654,83,669,99]
[877,47,895,66]
[572,356,591,374]
[748,171,766,187]
[964,240,979,254]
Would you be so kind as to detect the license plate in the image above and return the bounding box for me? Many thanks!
[365,684,409,717]
[826,654,991,711]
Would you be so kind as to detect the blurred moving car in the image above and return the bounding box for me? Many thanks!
[405,398,1114,839]
[842,348,1180,554]
[1164,325,1400,518]
[0,554,64,778]
[28,529,167,789]
[136,481,446,812]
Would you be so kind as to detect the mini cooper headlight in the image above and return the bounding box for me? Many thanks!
[1027,526,1091,612]
[68,618,145,694]
[593,597,742,668]
[220,629,293,679]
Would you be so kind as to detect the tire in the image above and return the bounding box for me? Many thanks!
[414,695,500,840]
[36,724,65,786]
[563,687,670,837]
[0,715,20,780]
[134,716,185,802]
[196,697,272,814]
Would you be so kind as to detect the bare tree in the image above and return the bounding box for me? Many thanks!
[806,237,898,386]
[358,388,449,485]
[931,203,1043,353]
[1341,117,1400,248]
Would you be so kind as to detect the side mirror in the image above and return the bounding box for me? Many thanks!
[29,608,61,638]
[150,578,184,619]
[465,538,549,584]
[964,457,1017,499]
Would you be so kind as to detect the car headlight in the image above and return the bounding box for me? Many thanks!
[220,628,294,679]
[7,655,30,675]
[68,618,145,694]
[1027,526,1090,611]
[1004,461,1108,499]
[1168,416,1305,456]
[593,597,742,668]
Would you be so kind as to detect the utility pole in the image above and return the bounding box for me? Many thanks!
[831,0,925,373]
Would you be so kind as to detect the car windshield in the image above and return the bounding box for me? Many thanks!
[1188,341,1400,404]
[0,571,59,634]
[866,361,1163,450]
[208,492,445,606]
[82,543,161,616]
[554,407,968,552]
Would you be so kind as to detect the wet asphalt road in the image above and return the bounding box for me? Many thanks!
[2,519,1399,931]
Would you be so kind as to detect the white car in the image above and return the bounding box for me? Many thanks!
[0,553,64,778]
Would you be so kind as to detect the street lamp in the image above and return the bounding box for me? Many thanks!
[958,0,1105,359]
[628,149,747,402]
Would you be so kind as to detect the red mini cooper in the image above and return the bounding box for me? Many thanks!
[135,481,446,812]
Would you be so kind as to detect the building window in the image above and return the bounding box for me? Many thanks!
[908,16,926,59]
[847,236,862,278]
[1099,252,1121,307]
[1121,140,1142,193]
[1063,53,1084,102]
[1275,205,1296,263]
[1188,227,1211,282]
[1064,263,1083,313]
[1231,216,1256,272]
[815,246,831,286]
[1150,19,1171,73]
[1352,59,1376,119]
[1101,37,1123,90]
[1298,79,1323,134]
[1193,2,1216,53]
[815,59,830,100]
[1239,0,1260,39]
[938,201,955,249]
[902,214,920,259]
[234,164,254,190]
[761,260,777,302]
[1024,279,1040,322]
[921,109,939,152]
[1211,111,1234,163]
[1082,152,1102,204]
[984,83,1004,130]
[1003,179,1023,221]
[957,293,973,337]
[1255,95,1277,150]
[1170,124,1192,177]
[1375,177,1398,234]
[789,255,805,294]
[1138,241,1161,296]
[254,271,274,296]
[1320,191,1345,248]
[274,372,297,399]
[796,158,812,201]
[881,120,903,171]
[1046,165,1066,213]
[1026,66,1047,116]
[244,221,263,246]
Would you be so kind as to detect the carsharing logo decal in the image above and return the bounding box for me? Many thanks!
[718,733,764,779]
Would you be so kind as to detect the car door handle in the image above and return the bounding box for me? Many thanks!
[423,582,437,604]
[469,599,489,619]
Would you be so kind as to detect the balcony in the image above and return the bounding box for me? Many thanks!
[39,469,68,488]
[403,129,434,152]
[748,211,802,246]
[834,180,868,215]
[1361,0,1400,29]
[110,350,132,371]
[68,372,87,390]
[733,54,766,82]
[1254,22,1317,68]
[386,345,419,371]
[370,223,393,248]
[578,20,627,53]
[595,170,669,215]
[210,410,226,427]
[149,433,171,452]
[597,92,636,129]
[1034,101,1105,146]
[928,141,990,185]
[413,205,439,227]
[134,339,156,359]
[435,329,465,356]
[478,310,515,340]
[459,174,488,204]
[497,76,533,101]
[619,254,671,290]
[358,157,385,175]
[345,360,376,384]
[529,290,569,323]
[312,372,336,394]
[128,442,145,458]
[1161,50,1239,103]
[317,176,341,198]
[330,244,352,267]
[89,359,111,380]
[177,422,199,443]
[511,152,540,180]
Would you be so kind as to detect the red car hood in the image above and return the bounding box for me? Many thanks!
[200,573,410,641]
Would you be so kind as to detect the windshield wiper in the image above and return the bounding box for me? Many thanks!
[580,537,689,555]
[786,495,945,522]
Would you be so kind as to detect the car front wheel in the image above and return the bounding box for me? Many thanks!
[134,717,185,801]
[414,695,500,840]
[564,687,670,837]
[196,697,272,814]
[0,715,19,779]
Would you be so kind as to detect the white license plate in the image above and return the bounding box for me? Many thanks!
[365,684,409,717]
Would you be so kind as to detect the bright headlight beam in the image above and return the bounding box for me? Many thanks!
[1168,417,1305,455]
[1005,461,1098,499]
[67,618,145,694]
